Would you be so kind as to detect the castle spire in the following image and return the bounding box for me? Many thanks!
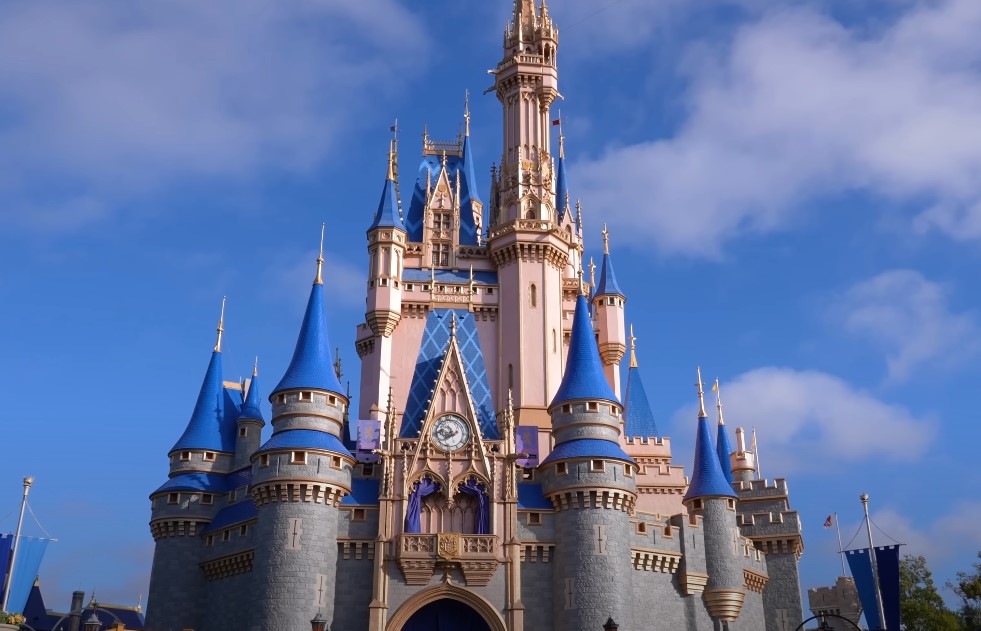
[550,294,619,408]
[239,360,264,422]
[629,324,638,369]
[594,226,624,297]
[464,89,471,137]
[170,319,234,454]
[370,144,405,231]
[555,130,571,223]
[714,379,735,484]
[214,296,226,352]
[315,223,325,285]
[683,368,736,502]
[696,367,707,418]
[273,228,344,397]
[623,325,658,437]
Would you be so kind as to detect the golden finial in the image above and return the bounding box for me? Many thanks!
[253,356,258,377]
[449,311,458,338]
[214,296,226,352]
[715,378,725,425]
[577,263,586,296]
[441,150,447,171]
[464,89,471,137]
[559,130,565,159]
[588,256,596,289]
[602,223,610,255]
[629,324,638,369]
[576,199,583,232]
[387,139,396,182]
[422,122,429,148]
[695,366,707,418]
[315,223,325,285]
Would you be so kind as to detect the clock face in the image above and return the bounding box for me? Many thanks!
[431,414,471,452]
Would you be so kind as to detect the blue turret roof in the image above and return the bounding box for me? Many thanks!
[239,372,264,421]
[256,429,353,457]
[594,252,624,297]
[462,134,482,206]
[624,366,658,437]
[273,282,344,396]
[368,168,405,232]
[683,415,737,501]
[555,152,570,223]
[171,351,237,453]
[716,421,734,485]
[540,438,634,466]
[550,295,619,407]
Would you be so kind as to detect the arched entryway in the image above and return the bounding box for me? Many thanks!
[402,598,491,631]
[386,584,506,631]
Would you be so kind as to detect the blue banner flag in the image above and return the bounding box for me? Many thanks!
[515,426,539,468]
[356,419,381,463]
[0,534,50,614]
[846,545,900,630]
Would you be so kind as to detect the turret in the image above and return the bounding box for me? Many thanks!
[233,360,265,470]
[730,427,757,483]
[146,301,236,631]
[592,225,627,397]
[251,236,355,631]
[539,293,636,631]
[714,379,735,486]
[623,325,658,438]
[683,369,744,625]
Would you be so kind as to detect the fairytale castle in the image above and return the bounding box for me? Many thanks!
[145,3,805,630]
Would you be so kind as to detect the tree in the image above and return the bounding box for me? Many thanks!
[950,552,981,630]
[899,554,963,631]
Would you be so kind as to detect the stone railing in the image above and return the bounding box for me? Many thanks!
[396,533,499,586]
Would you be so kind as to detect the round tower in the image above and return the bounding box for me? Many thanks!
[146,305,235,631]
[592,226,626,398]
[683,370,744,624]
[233,362,265,470]
[539,294,637,631]
[730,427,757,483]
[250,252,353,630]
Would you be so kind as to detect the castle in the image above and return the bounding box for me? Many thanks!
[145,3,805,630]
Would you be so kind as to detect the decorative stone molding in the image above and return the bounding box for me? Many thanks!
[743,568,769,593]
[339,540,376,561]
[703,588,746,622]
[251,481,348,507]
[631,548,681,574]
[367,310,401,338]
[201,550,254,581]
[680,571,709,596]
[547,488,636,514]
[395,533,500,586]
[520,544,555,563]
[149,519,206,540]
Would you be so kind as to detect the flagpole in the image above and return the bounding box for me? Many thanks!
[1,476,34,613]
[751,427,761,480]
[861,493,887,630]
[834,512,847,576]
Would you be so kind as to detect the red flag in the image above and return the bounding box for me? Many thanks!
[823,515,833,529]
[551,119,561,126]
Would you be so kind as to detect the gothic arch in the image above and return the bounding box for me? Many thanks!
[386,583,506,631]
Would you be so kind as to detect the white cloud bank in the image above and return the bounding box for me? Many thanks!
[576,0,981,255]
[832,269,980,382]
[672,367,935,473]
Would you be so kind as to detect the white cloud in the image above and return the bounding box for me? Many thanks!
[671,367,934,472]
[574,0,981,255]
[832,270,979,382]
[0,1,428,230]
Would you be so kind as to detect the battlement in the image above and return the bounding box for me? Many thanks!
[736,477,789,496]
[737,510,801,531]
[624,436,672,458]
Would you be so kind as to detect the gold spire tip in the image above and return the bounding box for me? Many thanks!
[629,324,638,369]
[588,257,596,288]
[253,356,258,377]
[715,378,724,425]
[602,223,610,255]
[464,89,471,137]
[214,296,226,352]
[315,223,325,285]
[387,140,397,182]
[695,366,707,418]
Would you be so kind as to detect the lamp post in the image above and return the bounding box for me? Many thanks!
[83,612,101,631]
[603,618,618,631]
[310,612,328,631]
[0,476,34,613]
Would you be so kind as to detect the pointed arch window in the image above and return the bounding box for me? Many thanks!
[529,283,537,308]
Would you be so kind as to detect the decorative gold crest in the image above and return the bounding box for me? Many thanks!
[437,533,461,560]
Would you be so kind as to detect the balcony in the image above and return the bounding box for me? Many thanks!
[396,533,500,586]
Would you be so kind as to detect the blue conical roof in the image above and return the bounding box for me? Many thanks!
[555,153,570,223]
[624,366,658,437]
[368,173,405,231]
[595,252,624,297]
[239,372,264,421]
[273,282,344,396]
[551,295,619,407]
[171,351,230,453]
[684,415,737,501]
[462,134,482,205]
[716,422,734,485]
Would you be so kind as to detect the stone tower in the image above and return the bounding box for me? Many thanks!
[592,227,626,398]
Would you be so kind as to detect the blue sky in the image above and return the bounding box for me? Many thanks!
[2,0,980,613]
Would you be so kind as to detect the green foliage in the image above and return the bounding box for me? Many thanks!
[899,554,963,631]
[949,552,981,630]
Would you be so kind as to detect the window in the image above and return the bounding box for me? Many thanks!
[206,535,214,546]
[556,462,568,475]
[487,287,494,295]
[591,460,605,472]
[239,427,247,437]
[562,404,572,414]
[331,456,342,469]
[434,212,451,231]
[260,454,270,467]
[636,522,648,534]
[727,498,737,511]
[362,464,375,476]
[180,451,191,461]
[229,489,237,502]
[201,494,213,505]
[587,402,598,412]
[240,525,249,536]
[222,531,230,542]
[277,394,286,404]
[691,499,703,511]
[291,451,307,464]
[552,329,557,353]
[624,465,633,478]
[527,512,542,526]
[521,468,534,481]
[352,508,367,521]
[298,391,312,402]
[204,451,216,462]
[168,493,179,504]
[432,243,450,267]
[329,395,337,405]
[529,283,537,307]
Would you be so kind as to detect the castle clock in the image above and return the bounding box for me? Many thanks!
[431,414,471,452]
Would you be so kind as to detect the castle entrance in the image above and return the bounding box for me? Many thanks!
[400,598,493,631]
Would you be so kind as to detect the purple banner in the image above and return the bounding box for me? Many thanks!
[357,420,381,463]
[515,426,539,468]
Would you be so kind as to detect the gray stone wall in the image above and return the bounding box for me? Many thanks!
[202,570,255,631]
[733,587,767,631]
[762,552,804,631]
[630,566,688,630]
[520,559,554,631]
[332,553,374,631]
[144,536,205,631]
[701,499,742,593]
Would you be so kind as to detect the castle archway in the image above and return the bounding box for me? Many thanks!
[386,584,505,631]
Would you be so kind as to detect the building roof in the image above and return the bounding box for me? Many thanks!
[239,372,264,422]
[340,478,381,506]
[272,282,344,397]
[540,438,635,466]
[716,421,734,485]
[550,295,619,407]
[256,429,353,457]
[624,365,658,437]
[170,351,240,454]
[594,252,624,297]
[225,466,252,490]
[400,309,498,439]
[200,500,257,534]
[683,416,737,501]
[151,473,227,497]
[517,483,552,509]
[404,150,483,246]
[368,168,405,232]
